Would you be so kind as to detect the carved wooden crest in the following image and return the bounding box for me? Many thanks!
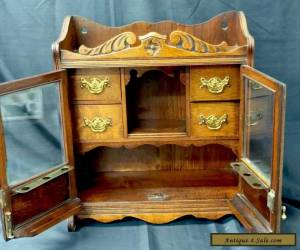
[169,31,229,53]
[138,32,167,56]
[78,32,136,56]
[75,30,245,58]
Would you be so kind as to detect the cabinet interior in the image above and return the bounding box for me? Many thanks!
[78,144,238,203]
[125,67,187,136]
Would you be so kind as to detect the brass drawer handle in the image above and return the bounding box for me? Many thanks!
[83,116,112,133]
[199,114,228,130]
[200,76,230,94]
[80,76,110,94]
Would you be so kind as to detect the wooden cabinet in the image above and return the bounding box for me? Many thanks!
[0,11,286,240]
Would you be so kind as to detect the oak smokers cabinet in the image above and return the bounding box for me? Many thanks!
[0,11,286,240]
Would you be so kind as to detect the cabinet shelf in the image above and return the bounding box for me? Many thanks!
[77,170,238,223]
[128,118,186,136]
[75,138,239,154]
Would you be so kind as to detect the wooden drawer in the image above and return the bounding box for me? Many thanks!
[74,105,123,141]
[70,68,121,103]
[190,65,240,101]
[190,102,239,137]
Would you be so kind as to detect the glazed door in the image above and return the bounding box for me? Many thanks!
[0,70,80,240]
[231,65,286,232]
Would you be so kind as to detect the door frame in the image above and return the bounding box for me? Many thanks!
[238,65,286,232]
[0,70,80,240]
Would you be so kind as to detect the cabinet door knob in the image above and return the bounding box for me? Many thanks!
[83,116,112,133]
[80,76,110,94]
[199,114,228,130]
[199,76,230,94]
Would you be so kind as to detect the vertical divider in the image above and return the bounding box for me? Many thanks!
[185,66,191,137]
[120,67,128,138]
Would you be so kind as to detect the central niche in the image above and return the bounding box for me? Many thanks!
[125,67,186,135]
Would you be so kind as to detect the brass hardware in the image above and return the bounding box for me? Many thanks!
[200,76,230,94]
[267,189,276,212]
[281,205,287,220]
[147,192,168,201]
[230,162,268,190]
[13,166,71,194]
[4,212,14,239]
[248,111,263,126]
[80,77,110,94]
[250,80,263,90]
[199,114,228,130]
[83,116,112,133]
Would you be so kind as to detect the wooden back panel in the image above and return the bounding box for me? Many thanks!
[82,144,237,173]
[59,12,249,49]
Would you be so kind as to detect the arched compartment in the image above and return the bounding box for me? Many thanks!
[77,144,239,223]
[125,67,187,135]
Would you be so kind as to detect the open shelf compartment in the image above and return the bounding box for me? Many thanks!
[77,144,239,223]
[125,67,187,136]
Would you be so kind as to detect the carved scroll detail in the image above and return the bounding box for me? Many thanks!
[75,30,243,58]
[169,30,229,53]
[78,32,137,55]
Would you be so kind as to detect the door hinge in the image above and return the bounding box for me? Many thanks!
[267,189,275,213]
[0,190,14,239]
[4,212,14,239]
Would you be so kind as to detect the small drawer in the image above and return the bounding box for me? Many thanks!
[190,65,240,101]
[73,104,123,141]
[70,68,121,103]
[190,102,239,137]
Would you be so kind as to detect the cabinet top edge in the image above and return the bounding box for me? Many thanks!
[52,11,254,69]
[65,11,244,29]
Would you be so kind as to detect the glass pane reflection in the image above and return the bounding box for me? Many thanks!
[244,79,275,184]
[0,82,65,185]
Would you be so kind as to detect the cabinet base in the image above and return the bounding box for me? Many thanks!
[77,198,233,224]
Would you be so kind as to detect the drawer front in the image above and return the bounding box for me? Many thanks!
[74,105,123,141]
[190,65,240,101]
[190,102,239,137]
[70,68,121,103]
